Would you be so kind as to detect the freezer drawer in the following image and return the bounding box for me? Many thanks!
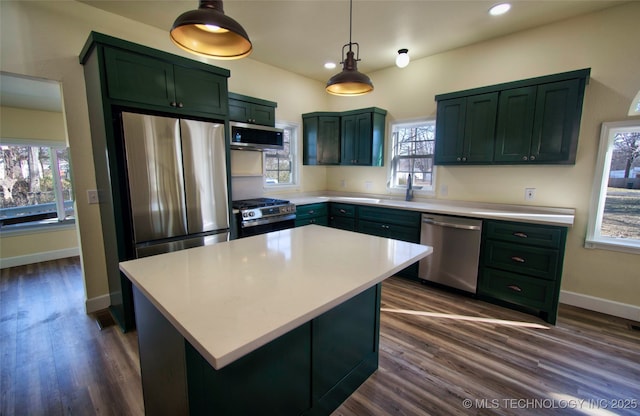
[135,231,230,258]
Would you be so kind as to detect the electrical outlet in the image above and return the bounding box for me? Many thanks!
[87,189,100,204]
[365,181,373,190]
[525,188,536,201]
[340,179,346,188]
[440,184,448,197]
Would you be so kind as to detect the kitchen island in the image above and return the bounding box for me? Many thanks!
[119,225,432,415]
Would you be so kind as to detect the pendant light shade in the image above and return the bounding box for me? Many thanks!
[170,0,252,60]
[326,0,373,96]
[395,48,410,68]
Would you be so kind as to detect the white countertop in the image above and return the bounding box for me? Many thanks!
[285,195,575,227]
[119,225,432,370]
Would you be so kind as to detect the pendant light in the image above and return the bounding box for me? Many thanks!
[395,49,410,68]
[326,0,373,96]
[170,0,252,60]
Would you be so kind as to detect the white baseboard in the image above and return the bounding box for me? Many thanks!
[0,247,80,269]
[560,290,640,322]
[85,293,110,314]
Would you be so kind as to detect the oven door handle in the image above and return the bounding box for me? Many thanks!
[240,214,297,228]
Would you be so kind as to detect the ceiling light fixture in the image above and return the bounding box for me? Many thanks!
[170,0,252,60]
[489,3,511,16]
[326,0,373,96]
[396,49,410,68]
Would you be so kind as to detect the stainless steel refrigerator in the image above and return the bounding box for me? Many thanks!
[121,112,230,258]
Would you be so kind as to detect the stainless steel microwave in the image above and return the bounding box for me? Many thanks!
[229,122,284,151]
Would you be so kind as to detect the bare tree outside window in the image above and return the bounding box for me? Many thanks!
[0,144,74,225]
[265,125,296,186]
[391,121,435,191]
[601,131,640,239]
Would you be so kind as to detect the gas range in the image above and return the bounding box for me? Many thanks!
[232,198,296,237]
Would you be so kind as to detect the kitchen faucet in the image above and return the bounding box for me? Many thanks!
[405,174,414,201]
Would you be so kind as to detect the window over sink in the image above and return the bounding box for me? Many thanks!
[388,119,436,195]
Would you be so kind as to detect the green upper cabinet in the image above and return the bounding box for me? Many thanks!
[340,108,386,166]
[302,113,341,165]
[435,68,589,165]
[495,79,582,163]
[303,107,386,166]
[102,46,227,117]
[228,92,276,126]
[434,93,498,164]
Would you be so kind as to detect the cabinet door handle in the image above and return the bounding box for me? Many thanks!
[522,156,528,161]
[507,285,522,292]
[309,219,316,224]
[461,157,467,162]
[339,209,347,214]
[170,101,177,107]
[530,155,536,161]
[308,210,315,214]
[513,232,528,238]
[456,157,461,161]
[177,102,184,108]
[511,256,526,263]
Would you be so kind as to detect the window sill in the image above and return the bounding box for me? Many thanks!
[0,218,76,237]
[584,238,640,255]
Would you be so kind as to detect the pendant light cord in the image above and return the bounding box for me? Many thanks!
[348,0,353,51]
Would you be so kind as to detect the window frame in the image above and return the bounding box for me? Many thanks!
[263,121,299,189]
[0,139,75,231]
[585,119,640,254]
[387,118,437,196]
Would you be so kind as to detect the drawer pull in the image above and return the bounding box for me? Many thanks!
[308,210,315,214]
[339,209,347,214]
[507,285,522,292]
[513,232,528,238]
[511,256,526,263]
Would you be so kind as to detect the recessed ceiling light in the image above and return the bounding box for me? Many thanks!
[489,3,511,16]
[324,62,336,69]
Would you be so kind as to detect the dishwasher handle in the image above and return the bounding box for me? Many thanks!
[422,217,482,231]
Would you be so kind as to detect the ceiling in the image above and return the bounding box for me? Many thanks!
[78,0,624,82]
[0,0,625,113]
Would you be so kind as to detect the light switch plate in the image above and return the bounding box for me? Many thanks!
[87,189,100,204]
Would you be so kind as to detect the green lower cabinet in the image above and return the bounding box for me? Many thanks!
[478,268,557,313]
[478,220,567,324]
[134,283,380,416]
[186,324,312,415]
[311,285,380,413]
[295,203,329,227]
[356,206,421,280]
[329,203,357,231]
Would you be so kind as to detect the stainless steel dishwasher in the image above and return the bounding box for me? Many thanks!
[419,214,482,294]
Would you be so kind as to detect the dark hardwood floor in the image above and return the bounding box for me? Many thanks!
[1,257,638,415]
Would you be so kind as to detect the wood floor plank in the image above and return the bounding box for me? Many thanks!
[1,257,638,415]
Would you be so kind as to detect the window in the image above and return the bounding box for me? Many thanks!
[0,142,74,227]
[264,122,298,187]
[586,120,640,254]
[389,119,436,193]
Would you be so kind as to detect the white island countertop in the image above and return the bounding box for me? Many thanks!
[119,225,432,370]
